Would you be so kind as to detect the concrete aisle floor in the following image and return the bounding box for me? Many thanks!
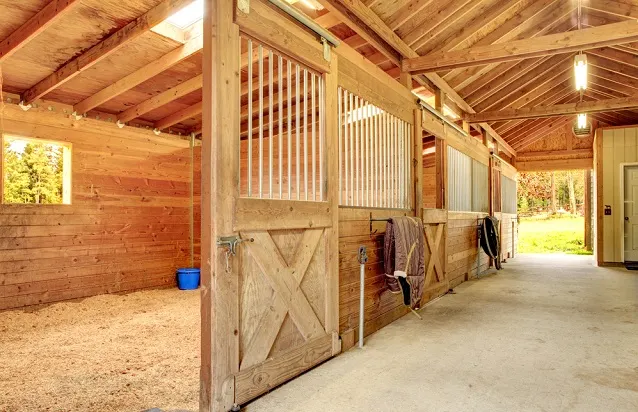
[246,254,638,412]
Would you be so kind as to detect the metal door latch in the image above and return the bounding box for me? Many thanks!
[216,236,252,272]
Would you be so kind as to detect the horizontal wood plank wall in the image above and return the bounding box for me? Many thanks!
[0,107,194,310]
[423,153,436,208]
[338,207,412,351]
[447,211,489,288]
[335,43,423,351]
[495,212,518,260]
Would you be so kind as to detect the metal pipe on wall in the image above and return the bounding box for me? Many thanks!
[357,245,368,349]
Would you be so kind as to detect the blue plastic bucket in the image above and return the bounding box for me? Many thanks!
[176,268,200,290]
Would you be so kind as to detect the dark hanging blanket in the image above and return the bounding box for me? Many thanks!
[384,216,426,309]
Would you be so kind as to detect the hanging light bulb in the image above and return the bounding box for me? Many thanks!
[577,113,587,129]
[574,54,588,91]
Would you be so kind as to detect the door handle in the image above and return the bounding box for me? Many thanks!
[625,217,630,221]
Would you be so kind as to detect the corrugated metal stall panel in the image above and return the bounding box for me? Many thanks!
[472,161,489,213]
[447,146,471,212]
[501,176,517,214]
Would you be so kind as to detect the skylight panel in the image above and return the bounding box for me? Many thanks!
[166,0,203,29]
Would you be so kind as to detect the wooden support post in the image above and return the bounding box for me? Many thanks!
[399,70,413,91]
[583,169,592,251]
[414,108,424,219]
[595,129,603,265]
[200,1,240,411]
[434,89,445,112]
[435,137,446,209]
[324,55,341,355]
[462,120,470,134]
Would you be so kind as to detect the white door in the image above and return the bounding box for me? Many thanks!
[623,166,638,261]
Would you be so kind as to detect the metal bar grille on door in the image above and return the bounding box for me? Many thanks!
[239,36,325,202]
[338,87,413,209]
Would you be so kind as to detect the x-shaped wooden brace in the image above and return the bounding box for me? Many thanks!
[240,229,325,370]
[424,223,445,286]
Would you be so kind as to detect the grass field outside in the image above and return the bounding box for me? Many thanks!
[518,215,592,255]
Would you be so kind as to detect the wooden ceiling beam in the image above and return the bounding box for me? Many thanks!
[587,46,638,70]
[588,53,638,80]
[385,0,437,31]
[503,93,579,143]
[410,0,485,53]
[584,0,638,20]
[21,0,194,105]
[590,68,638,95]
[512,116,574,151]
[316,0,403,65]
[445,2,574,91]
[402,20,638,74]
[118,74,203,123]
[492,84,575,135]
[469,95,638,123]
[414,0,520,56]
[316,0,516,156]
[399,0,472,48]
[0,0,81,63]
[473,53,573,112]
[73,35,202,115]
[155,101,202,131]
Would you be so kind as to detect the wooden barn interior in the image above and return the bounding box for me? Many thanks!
[0,0,637,411]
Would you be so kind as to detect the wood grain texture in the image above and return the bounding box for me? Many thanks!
[0,109,194,310]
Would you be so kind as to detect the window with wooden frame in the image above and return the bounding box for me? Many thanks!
[337,87,413,209]
[447,146,488,213]
[1,135,71,205]
[238,36,325,202]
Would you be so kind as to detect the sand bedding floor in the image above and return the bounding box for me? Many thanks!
[0,289,200,412]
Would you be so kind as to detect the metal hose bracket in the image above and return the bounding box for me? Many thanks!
[357,245,368,264]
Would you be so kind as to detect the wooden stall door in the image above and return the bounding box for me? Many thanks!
[229,1,340,406]
[232,200,338,405]
[422,208,449,302]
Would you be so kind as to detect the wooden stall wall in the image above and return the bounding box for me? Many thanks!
[496,212,518,260]
[0,105,194,310]
[338,208,413,351]
[447,212,489,288]
[423,152,436,208]
[334,44,433,351]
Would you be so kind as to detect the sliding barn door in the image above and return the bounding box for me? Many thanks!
[201,2,340,410]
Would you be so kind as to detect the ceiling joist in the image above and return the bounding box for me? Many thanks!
[74,34,203,115]
[402,19,638,74]
[0,0,81,63]
[468,95,638,123]
[21,0,194,105]
[317,0,515,156]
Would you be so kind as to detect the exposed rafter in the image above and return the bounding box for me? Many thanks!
[0,0,81,63]
[316,0,515,156]
[155,101,202,131]
[74,35,203,115]
[402,20,638,74]
[21,0,194,105]
[467,95,638,123]
[118,74,203,123]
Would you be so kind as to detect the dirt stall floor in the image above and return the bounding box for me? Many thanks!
[0,289,200,412]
